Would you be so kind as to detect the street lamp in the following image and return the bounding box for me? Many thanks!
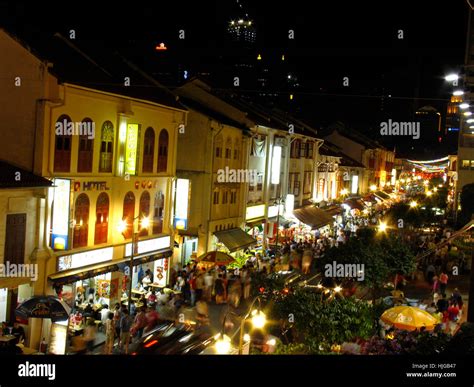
[214,333,232,354]
[238,296,267,355]
[378,221,388,233]
[410,201,418,208]
[445,74,459,82]
[119,214,151,310]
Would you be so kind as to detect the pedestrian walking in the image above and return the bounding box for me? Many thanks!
[104,312,115,355]
[439,271,448,298]
[203,270,214,302]
[113,303,122,348]
[119,309,133,354]
[214,274,226,304]
[302,246,313,274]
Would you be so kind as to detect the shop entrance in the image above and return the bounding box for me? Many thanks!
[181,237,197,265]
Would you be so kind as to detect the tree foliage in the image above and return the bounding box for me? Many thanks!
[271,289,376,352]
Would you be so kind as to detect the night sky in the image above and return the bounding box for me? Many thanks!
[0,0,469,157]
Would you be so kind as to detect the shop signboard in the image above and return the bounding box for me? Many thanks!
[174,178,190,230]
[246,204,265,221]
[58,247,113,271]
[51,178,71,250]
[48,322,68,355]
[154,258,168,287]
[125,236,171,257]
[125,124,139,175]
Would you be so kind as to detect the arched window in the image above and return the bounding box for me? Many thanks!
[73,194,89,248]
[157,129,169,172]
[122,191,135,239]
[94,193,109,245]
[54,114,72,172]
[99,121,114,173]
[142,127,155,173]
[77,118,94,172]
[139,191,151,236]
[153,191,164,235]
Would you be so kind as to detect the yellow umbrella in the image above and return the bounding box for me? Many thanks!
[381,306,438,331]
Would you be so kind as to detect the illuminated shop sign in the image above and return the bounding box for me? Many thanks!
[125,124,139,175]
[58,247,113,271]
[246,204,265,220]
[174,179,189,230]
[51,178,71,250]
[125,236,171,257]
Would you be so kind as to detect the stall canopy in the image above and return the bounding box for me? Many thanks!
[48,248,173,286]
[324,206,343,217]
[268,216,293,227]
[374,191,391,201]
[293,205,335,229]
[344,198,366,211]
[214,228,257,252]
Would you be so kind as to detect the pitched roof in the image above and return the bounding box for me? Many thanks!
[3,28,185,111]
[180,79,321,138]
[0,160,53,188]
[324,121,385,150]
[178,96,250,132]
[320,141,366,168]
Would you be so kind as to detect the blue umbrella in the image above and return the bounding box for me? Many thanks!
[15,296,71,322]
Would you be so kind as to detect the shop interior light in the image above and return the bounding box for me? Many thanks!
[454,90,465,96]
[464,111,472,116]
[370,185,377,191]
[460,103,470,109]
[426,191,433,197]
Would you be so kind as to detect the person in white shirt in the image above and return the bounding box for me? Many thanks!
[141,274,152,290]
[100,305,110,325]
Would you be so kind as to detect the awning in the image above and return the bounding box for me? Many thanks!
[344,198,366,211]
[324,206,343,217]
[293,205,335,229]
[375,191,391,201]
[177,228,199,237]
[268,216,293,227]
[214,228,257,252]
[48,248,173,286]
